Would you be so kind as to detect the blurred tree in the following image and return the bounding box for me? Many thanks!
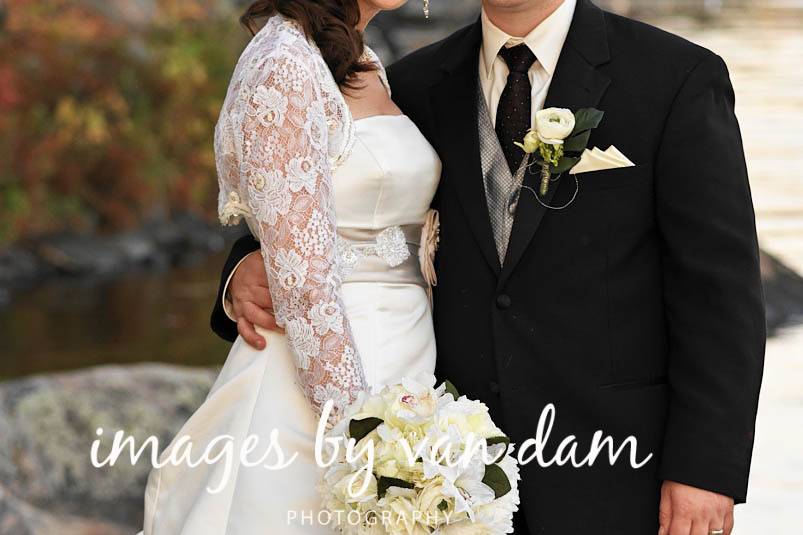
[0,0,247,243]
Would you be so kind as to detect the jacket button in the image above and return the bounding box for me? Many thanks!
[496,294,511,309]
[489,381,500,394]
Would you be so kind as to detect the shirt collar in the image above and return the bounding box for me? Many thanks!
[480,0,577,79]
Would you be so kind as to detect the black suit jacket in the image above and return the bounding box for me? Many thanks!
[211,1,765,532]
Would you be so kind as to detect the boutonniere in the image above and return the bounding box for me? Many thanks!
[515,107,604,196]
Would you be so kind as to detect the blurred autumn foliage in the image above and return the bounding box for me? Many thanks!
[0,0,248,243]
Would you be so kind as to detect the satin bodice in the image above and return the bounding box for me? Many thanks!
[333,115,441,231]
[331,114,441,391]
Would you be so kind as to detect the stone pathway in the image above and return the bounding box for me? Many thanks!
[659,10,803,532]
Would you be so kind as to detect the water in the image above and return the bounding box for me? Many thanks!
[0,254,230,380]
[672,14,803,271]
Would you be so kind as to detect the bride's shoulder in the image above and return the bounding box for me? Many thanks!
[235,14,326,86]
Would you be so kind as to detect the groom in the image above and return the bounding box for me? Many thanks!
[210,0,765,533]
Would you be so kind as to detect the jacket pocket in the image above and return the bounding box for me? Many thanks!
[598,375,668,392]
[579,165,649,192]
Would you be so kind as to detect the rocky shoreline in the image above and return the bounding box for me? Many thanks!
[2,223,802,333]
[761,253,803,332]
[0,364,217,534]
[0,213,247,308]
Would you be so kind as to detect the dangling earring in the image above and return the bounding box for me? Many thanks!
[422,0,430,19]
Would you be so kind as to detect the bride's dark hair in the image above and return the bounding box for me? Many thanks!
[241,0,376,90]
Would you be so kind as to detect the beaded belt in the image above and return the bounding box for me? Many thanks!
[336,225,425,287]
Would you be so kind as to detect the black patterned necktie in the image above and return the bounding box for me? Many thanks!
[495,44,537,174]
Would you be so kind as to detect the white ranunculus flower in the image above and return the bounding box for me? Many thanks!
[320,465,380,533]
[373,434,414,479]
[534,107,575,145]
[435,397,500,440]
[416,478,453,527]
[378,487,422,535]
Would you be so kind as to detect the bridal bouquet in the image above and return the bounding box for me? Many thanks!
[319,376,520,534]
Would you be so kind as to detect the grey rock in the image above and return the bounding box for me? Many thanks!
[34,235,127,277]
[115,232,160,265]
[0,364,217,532]
[0,212,241,306]
[0,484,131,535]
[0,249,48,291]
[145,213,228,265]
[761,252,803,333]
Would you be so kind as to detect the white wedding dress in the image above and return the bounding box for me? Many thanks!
[140,15,440,535]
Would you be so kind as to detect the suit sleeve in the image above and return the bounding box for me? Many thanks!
[654,53,766,503]
[210,233,260,342]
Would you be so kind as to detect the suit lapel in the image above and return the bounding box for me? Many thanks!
[500,0,612,286]
[430,21,501,275]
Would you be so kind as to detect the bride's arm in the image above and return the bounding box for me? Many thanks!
[233,51,366,419]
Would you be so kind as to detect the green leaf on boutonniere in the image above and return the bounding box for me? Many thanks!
[443,380,460,399]
[563,129,591,153]
[571,108,604,136]
[482,463,512,499]
[349,417,383,443]
[377,476,415,499]
[550,156,581,174]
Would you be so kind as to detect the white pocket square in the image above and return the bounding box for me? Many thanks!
[569,145,635,175]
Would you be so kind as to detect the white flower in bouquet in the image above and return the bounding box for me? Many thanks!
[439,458,495,520]
[415,477,454,528]
[433,396,501,440]
[319,374,519,534]
[378,486,430,535]
[382,377,441,427]
[320,465,377,518]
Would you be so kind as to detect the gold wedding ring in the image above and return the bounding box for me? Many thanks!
[709,530,725,535]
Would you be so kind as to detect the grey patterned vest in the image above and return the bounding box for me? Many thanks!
[477,81,528,263]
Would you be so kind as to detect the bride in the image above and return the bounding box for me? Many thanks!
[140,0,440,533]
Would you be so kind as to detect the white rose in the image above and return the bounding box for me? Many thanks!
[415,478,453,527]
[374,436,426,482]
[435,397,499,439]
[378,488,423,535]
[534,107,575,145]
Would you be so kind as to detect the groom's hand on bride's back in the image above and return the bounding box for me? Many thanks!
[658,481,734,535]
[227,252,280,349]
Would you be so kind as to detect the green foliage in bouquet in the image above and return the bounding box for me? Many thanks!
[346,380,515,500]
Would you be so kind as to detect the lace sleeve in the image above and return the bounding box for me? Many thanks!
[235,50,366,420]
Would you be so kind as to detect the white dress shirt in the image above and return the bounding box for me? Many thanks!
[479,0,576,127]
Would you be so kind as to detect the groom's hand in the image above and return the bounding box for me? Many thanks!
[228,252,279,349]
[658,481,734,535]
